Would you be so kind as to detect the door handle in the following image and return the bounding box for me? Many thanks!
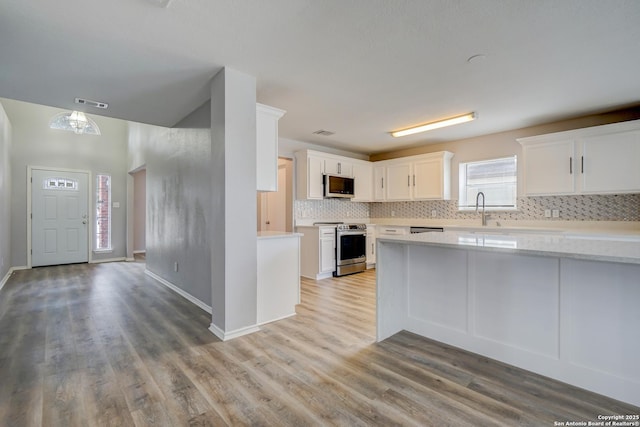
[82,220,87,225]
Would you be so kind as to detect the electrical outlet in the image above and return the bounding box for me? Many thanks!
[174,262,179,272]
[544,209,551,218]
[552,209,560,218]
[391,210,395,217]
[431,210,437,218]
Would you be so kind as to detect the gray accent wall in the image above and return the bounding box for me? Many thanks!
[127,122,212,306]
[2,98,128,267]
[0,102,12,280]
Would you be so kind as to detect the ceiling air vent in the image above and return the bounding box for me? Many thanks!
[75,98,108,109]
[312,129,335,136]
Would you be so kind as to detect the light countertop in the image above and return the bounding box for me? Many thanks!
[377,230,640,265]
[257,231,302,240]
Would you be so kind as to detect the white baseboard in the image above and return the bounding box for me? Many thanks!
[133,250,146,254]
[90,257,126,264]
[125,257,135,262]
[258,312,296,326]
[0,270,11,292]
[0,266,29,291]
[209,322,260,341]
[144,269,212,314]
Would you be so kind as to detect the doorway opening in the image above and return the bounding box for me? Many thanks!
[257,157,293,232]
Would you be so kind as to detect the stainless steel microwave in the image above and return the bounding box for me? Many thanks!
[323,174,355,198]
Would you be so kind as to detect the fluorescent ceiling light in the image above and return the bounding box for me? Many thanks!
[391,112,476,138]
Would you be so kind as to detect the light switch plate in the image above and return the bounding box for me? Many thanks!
[552,209,560,218]
[544,209,551,218]
[112,202,120,208]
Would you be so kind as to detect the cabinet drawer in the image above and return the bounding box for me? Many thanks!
[377,227,408,235]
[320,228,336,238]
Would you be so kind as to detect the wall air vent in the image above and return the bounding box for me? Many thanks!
[75,98,108,109]
[312,129,335,136]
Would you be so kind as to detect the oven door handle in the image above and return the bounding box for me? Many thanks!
[337,231,367,236]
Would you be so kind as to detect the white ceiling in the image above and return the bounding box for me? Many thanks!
[1,0,639,154]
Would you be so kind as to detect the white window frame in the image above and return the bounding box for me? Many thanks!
[95,174,112,252]
[458,156,518,211]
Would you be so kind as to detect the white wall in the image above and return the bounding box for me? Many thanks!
[2,98,128,267]
[133,169,146,252]
[127,121,211,306]
[0,102,12,281]
[278,137,368,160]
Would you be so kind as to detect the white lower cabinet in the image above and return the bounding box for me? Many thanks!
[376,226,409,236]
[377,241,640,407]
[298,226,336,279]
[365,225,376,266]
[320,231,336,273]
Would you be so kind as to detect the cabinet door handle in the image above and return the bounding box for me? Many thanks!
[407,175,410,187]
[381,177,384,188]
[338,163,341,174]
[569,157,573,174]
[371,243,374,253]
[581,156,584,174]
[413,174,416,186]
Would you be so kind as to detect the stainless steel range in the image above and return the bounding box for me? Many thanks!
[334,223,367,277]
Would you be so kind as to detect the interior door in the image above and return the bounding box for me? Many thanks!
[32,169,89,267]
[265,164,287,231]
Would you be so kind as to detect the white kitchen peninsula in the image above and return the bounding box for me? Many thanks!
[376,231,640,407]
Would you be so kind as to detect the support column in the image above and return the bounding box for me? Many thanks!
[209,67,259,340]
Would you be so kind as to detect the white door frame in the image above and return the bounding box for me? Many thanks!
[27,166,93,268]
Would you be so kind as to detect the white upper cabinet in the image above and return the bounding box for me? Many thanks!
[256,103,286,192]
[520,139,576,195]
[374,151,454,201]
[580,131,640,193]
[413,152,453,200]
[385,162,413,201]
[373,166,386,201]
[295,151,324,200]
[295,149,453,202]
[352,161,373,202]
[519,119,640,196]
[324,158,353,177]
[295,150,362,200]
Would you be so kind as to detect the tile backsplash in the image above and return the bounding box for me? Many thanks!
[295,199,370,221]
[295,193,640,222]
[370,194,640,222]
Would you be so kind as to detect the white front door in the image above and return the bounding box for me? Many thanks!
[31,169,89,267]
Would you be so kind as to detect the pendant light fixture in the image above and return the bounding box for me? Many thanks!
[49,110,101,135]
[391,112,476,138]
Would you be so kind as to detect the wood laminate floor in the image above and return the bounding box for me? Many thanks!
[0,262,637,426]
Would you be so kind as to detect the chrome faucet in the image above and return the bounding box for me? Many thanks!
[475,191,487,226]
